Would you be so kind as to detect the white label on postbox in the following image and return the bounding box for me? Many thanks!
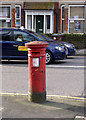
[32,58,39,67]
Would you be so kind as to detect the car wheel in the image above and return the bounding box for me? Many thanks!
[46,51,53,64]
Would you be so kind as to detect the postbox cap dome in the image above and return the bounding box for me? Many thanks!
[25,41,48,48]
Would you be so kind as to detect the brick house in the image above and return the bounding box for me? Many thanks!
[0,0,86,34]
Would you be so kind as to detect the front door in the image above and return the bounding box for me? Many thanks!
[36,15,44,33]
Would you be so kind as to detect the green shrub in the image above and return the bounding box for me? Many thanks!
[61,34,86,49]
[46,33,86,49]
[45,33,52,38]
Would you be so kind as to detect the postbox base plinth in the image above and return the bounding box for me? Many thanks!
[28,92,46,103]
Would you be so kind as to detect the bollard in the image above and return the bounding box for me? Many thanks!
[25,41,48,103]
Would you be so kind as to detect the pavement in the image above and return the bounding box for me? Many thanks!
[76,49,86,56]
[0,94,86,119]
[0,49,86,119]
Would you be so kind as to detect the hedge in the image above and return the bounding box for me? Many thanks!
[61,34,86,49]
[46,33,86,49]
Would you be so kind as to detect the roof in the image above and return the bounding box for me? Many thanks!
[24,2,54,10]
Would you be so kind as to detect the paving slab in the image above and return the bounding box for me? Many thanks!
[0,95,86,119]
[76,49,86,56]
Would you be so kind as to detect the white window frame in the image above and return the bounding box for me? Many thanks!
[25,10,53,34]
[15,5,21,27]
[68,5,85,34]
[61,5,65,33]
[0,5,11,28]
[0,5,11,20]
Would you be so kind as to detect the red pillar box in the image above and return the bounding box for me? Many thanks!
[25,41,48,103]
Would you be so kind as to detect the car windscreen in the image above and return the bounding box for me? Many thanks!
[31,32,46,41]
[40,33,53,41]
[24,29,47,41]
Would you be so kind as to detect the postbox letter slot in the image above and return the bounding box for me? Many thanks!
[32,52,40,54]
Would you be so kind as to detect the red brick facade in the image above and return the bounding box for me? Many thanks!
[54,2,61,33]
[64,7,68,33]
[11,8,15,27]
[0,1,85,33]
[53,3,63,33]
[58,8,61,33]
[54,2,58,33]
[21,9,25,27]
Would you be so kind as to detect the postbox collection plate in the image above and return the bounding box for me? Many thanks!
[32,58,39,67]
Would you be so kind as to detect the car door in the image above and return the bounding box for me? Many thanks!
[1,29,24,59]
[12,29,36,59]
[1,29,28,59]
[0,30,2,59]
[1,29,36,60]
[1,29,14,59]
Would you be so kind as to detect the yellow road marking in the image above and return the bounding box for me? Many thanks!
[0,93,86,101]
[0,93,28,96]
[47,95,86,101]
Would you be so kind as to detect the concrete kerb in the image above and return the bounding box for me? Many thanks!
[75,49,86,56]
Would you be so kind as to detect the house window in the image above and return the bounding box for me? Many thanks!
[61,5,64,33]
[15,5,21,28]
[27,15,32,30]
[46,15,50,29]
[0,6,11,27]
[0,6,10,18]
[69,5,85,33]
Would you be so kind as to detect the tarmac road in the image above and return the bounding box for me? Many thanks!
[0,56,86,119]
[0,56,85,98]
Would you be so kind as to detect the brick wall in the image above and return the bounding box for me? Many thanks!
[21,9,25,27]
[54,2,60,33]
[54,10,56,33]
[58,8,61,33]
[64,7,68,33]
[11,7,24,28]
[11,8,15,27]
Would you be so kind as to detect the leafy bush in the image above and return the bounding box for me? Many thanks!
[45,33,52,38]
[61,34,86,49]
[46,33,86,49]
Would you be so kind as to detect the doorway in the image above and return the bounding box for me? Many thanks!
[36,15,44,33]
